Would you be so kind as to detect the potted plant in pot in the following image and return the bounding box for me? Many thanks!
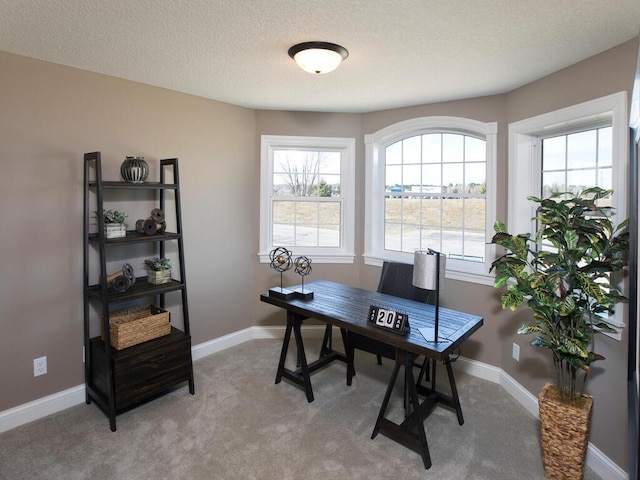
[144,257,173,285]
[95,209,128,238]
[489,187,629,480]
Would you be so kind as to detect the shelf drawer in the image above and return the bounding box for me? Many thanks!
[114,336,192,408]
[89,328,192,411]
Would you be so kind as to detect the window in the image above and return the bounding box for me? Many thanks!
[259,135,355,263]
[541,126,612,198]
[509,92,628,339]
[365,117,498,285]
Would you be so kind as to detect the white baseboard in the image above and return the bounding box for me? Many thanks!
[0,325,628,479]
[454,356,628,480]
[0,385,85,434]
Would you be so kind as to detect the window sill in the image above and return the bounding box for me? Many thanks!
[363,255,495,286]
[259,252,355,264]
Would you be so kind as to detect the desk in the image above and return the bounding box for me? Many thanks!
[260,280,483,468]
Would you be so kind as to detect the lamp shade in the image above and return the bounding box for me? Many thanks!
[413,250,446,290]
[288,42,348,75]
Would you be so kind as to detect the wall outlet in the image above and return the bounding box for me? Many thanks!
[33,356,47,377]
[512,343,520,362]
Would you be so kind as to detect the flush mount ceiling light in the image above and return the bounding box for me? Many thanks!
[288,41,349,75]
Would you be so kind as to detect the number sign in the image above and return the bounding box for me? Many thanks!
[368,305,409,335]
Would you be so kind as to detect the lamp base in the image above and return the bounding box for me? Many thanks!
[292,288,314,300]
[269,287,296,300]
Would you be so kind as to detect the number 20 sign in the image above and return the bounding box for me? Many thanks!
[368,306,408,335]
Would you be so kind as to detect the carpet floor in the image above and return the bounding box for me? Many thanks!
[0,337,602,479]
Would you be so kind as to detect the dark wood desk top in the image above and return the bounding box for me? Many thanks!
[260,280,483,360]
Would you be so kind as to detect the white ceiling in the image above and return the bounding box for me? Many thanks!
[1,0,638,113]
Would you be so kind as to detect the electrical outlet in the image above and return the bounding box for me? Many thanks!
[512,343,520,362]
[33,356,47,377]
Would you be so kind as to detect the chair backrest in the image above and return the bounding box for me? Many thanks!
[376,261,436,305]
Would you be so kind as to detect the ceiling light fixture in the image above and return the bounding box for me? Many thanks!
[288,41,349,75]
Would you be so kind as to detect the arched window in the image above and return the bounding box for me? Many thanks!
[365,116,497,285]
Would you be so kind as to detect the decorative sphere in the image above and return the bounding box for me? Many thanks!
[269,247,293,273]
[294,256,312,277]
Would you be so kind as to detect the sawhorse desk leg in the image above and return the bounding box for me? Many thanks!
[275,312,352,403]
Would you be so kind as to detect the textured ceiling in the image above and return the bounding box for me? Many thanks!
[0,0,638,113]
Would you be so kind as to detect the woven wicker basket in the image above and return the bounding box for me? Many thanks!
[101,305,170,350]
[538,383,594,480]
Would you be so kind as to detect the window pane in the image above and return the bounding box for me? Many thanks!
[567,130,596,169]
[273,150,320,197]
[543,136,565,170]
[296,227,318,246]
[295,202,318,224]
[317,174,339,197]
[273,201,295,223]
[319,226,340,247]
[422,134,441,163]
[442,163,463,193]
[567,169,596,194]
[598,167,612,190]
[444,228,464,258]
[420,198,441,228]
[403,164,421,186]
[272,224,294,245]
[442,134,463,163]
[465,137,485,163]
[401,224,421,253]
[385,197,402,224]
[318,202,340,224]
[464,198,486,231]
[402,197,420,226]
[422,164,442,192]
[403,136,421,164]
[598,127,612,167]
[465,163,486,194]
[386,142,402,165]
[443,198,463,229]
[386,165,402,191]
[384,222,401,251]
[542,171,565,196]
[319,152,341,174]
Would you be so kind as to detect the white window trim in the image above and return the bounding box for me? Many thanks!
[508,91,628,340]
[364,116,498,286]
[259,135,356,264]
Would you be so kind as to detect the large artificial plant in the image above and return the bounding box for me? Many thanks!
[490,187,629,401]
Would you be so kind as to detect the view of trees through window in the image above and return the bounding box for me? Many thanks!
[384,133,487,262]
[272,149,342,247]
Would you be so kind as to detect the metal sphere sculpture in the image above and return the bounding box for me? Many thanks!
[294,256,312,277]
[268,247,294,298]
[269,247,293,273]
[293,256,314,299]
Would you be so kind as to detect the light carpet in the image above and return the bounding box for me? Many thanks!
[0,338,601,479]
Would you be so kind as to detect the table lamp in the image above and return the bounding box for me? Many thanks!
[413,249,446,342]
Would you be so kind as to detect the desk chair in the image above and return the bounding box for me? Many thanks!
[349,261,435,366]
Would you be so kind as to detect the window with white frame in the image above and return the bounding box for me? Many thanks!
[509,92,628,339]
[259,135,355,263]
[364,117,498,285]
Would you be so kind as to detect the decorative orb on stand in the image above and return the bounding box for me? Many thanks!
[293,256,314,299]
[268,247,295,299]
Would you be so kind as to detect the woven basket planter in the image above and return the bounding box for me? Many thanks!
[538,383,594,480]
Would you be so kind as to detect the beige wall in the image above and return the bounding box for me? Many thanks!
[1,37,638,471]
[0,51,256,411]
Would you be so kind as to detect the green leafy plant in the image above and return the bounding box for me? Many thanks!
[490,187,629,401]
[143,257,173,271]
[94,209,128,224]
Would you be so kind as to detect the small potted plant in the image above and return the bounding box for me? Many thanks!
[95,209,128,238]
[490,187,629,479]
[144,257,173,285]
